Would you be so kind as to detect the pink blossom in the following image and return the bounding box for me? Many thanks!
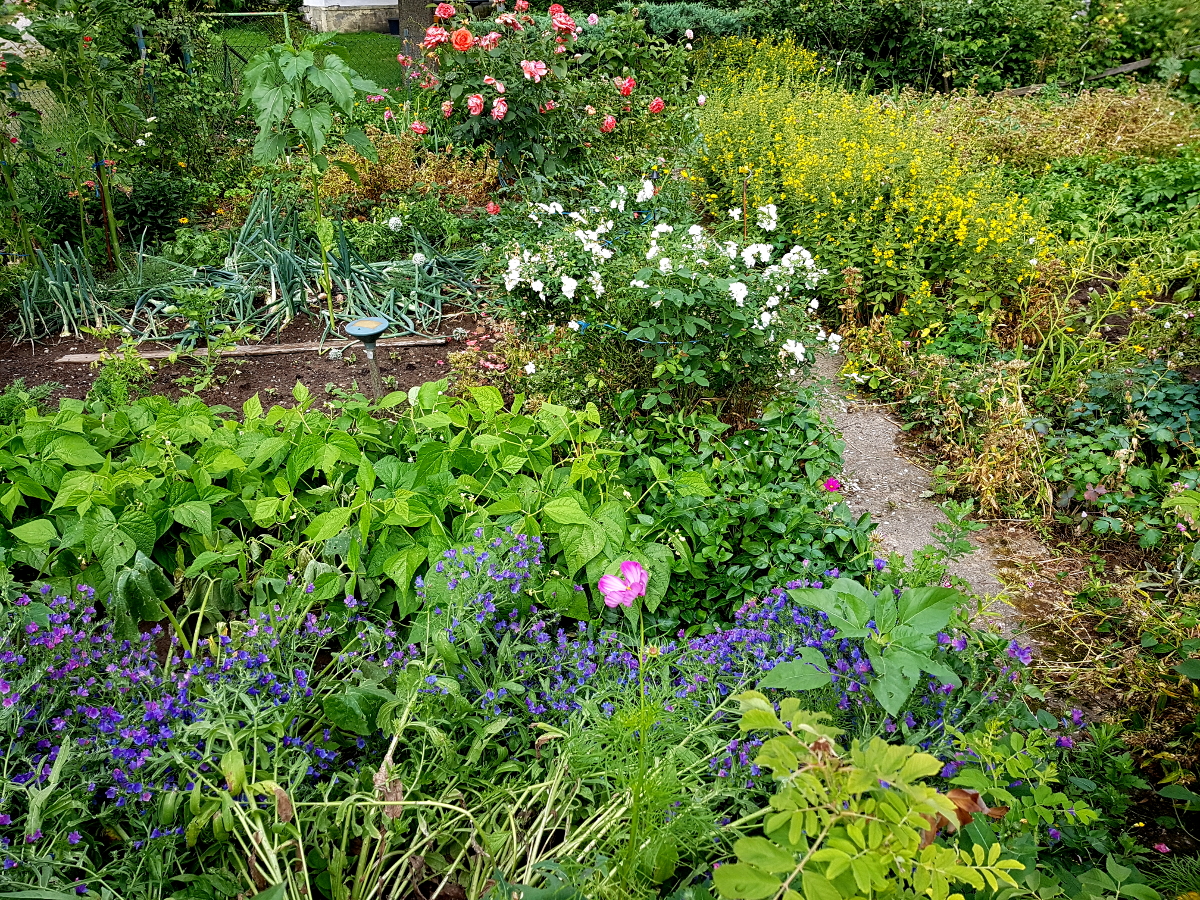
[520,59,548,81]
[467,93,484,115]
[554,44,565,53]
[618,75,636,96]
[496,12,523,29]
[1154,843,1171,853]
[483,74,506,92]
[648,96,664,113]
[491,97,508,120]
[434,2,455,18]
[410,120,429,134]
[539,100,556,113]
[422,25,450,47]
[551,10,575,33]
[514,0,528,8]
[478,30,502,49]
[823,477,841,492]
[441,100,454,117]
[486,201,500,214]
[598,561,648,608]
[585,104,596,115]
[397,53,413,65]
[383,109,394,121]
[587,12,598,23]
[600,114,616,133]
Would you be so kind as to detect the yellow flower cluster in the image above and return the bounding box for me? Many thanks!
[693,36,820,94]
[695,83,1051,316]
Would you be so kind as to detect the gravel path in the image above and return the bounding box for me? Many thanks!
[810,354,1034,629]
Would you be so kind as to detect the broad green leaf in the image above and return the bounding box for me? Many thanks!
[9,518,57,545]
[173,501,213,537]
[895,586,959,633]
[306,506,353,542]
[713,862,781,900]
[734,837,796,874]
[543,496,592,526]
[220,749,246,795]
[758,647,832,692]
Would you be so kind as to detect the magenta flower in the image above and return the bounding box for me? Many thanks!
[1154,843,1171,853]
[823,477,841,492]
[597,561,648,608]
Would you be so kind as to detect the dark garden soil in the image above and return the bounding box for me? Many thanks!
[0,311,502,409]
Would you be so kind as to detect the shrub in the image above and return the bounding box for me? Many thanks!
[695,84,1050,321]
[413,4,685,175]
[497,179,824,413]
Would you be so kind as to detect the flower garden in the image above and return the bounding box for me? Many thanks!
[0,0,1198,897]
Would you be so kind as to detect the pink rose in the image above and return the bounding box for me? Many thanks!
[585,104,596,115]
[587,12,598,23]
[648,96,664,114]
[484,75,506,92]
[548,2,563,11]
[554,44,565,53]
[600,114,616,133]
[539,100,556,113]
[421,25,449,48]
[434,2,455,18]
[478,30,502,49]
[520,59,548,81]
[383,109,394,121]
[550,10,575,33]
[496,12,523,29]
[514,0,528,9]
[409,120,429,134]
[467,93,484,115]
[491,97,508,120]
[397,53,413,66]
[618,75,635,96]
[441,100,454,117]
[486,201,500,214]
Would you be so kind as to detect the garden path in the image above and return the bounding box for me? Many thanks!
[810,353,1039,634]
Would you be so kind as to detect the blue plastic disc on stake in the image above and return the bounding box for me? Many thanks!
[345,317,389,342]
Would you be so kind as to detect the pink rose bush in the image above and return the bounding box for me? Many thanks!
[412,4,679,172]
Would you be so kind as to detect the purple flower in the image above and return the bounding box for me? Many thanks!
[1006,640,1033,665]
[68,831,82,845]
[873,558,886,572]
[1056,735,1074,749]
[1048,827,1062,841]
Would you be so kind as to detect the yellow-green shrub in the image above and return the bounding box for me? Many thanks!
[693,35,821,93]
[694,84,1053,320]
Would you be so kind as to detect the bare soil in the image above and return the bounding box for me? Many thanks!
[0,311,500,408]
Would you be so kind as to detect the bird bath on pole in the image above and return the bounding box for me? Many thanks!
[345,316,389,401]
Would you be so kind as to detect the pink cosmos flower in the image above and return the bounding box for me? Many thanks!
[434,2,456,18]
[648,96,664,113]
[491,97,508,120]
[600,114,616,133]
[441,100,454,117]
[823,477,841,492]
[598,561,648,608]
[410,120,429,134]
[422,25,450,48]
[521,59,548,81]
[587,12,598,23]
[467,93,484,115]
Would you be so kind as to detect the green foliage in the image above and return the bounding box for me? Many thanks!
[0,382,650,621]
[759,578,963,716]
[632,1,750,39]
[0,379,61,427]
[612,397,873,624]
[715,692,1025,900]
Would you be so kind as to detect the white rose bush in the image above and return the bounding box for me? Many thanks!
[498,180,825,411]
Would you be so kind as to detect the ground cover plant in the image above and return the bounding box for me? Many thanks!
[2,0,1200,896]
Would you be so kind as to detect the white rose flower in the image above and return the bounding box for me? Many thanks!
[729,282,749,307]
[561,275,578,299]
